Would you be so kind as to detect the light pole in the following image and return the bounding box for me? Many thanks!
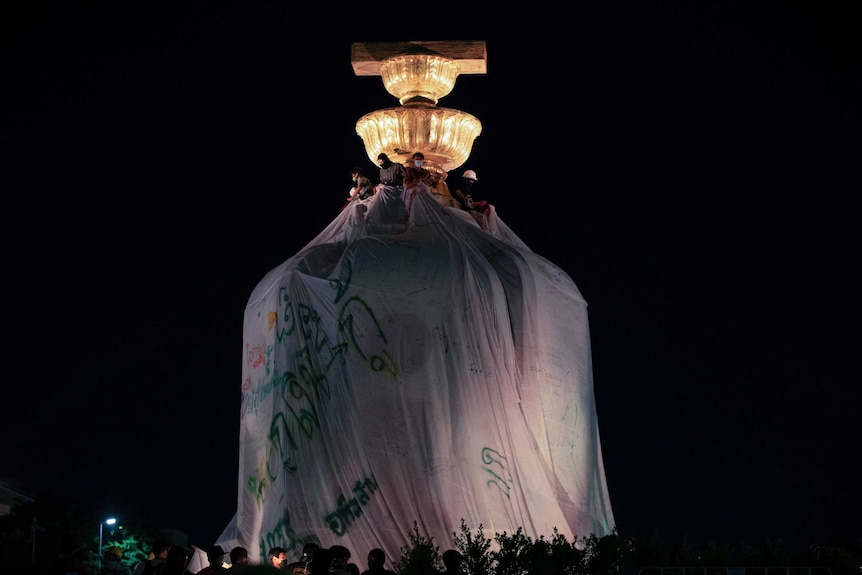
[30,518,45,566]
[98,517,117,571]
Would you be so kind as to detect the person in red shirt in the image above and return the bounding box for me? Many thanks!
[403,152,433,191]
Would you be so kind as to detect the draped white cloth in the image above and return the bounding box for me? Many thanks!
[233,182,615,564]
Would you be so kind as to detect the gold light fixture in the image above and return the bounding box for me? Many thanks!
[379,54,460,106]
[352,42,486,174]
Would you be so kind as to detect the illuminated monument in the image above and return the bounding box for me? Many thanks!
[352,40,485,176]
[224,41,615,565]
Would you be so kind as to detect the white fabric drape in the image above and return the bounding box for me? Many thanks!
[233,182,615,563]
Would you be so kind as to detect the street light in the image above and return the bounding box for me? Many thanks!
[98,517,117,570]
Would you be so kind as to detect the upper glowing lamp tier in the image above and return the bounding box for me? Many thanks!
[351,41,487,173]
[380,55,460,106]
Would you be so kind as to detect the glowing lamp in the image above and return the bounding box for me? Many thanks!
[352,44,485,173]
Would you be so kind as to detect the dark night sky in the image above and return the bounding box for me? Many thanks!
[2,0,859,556]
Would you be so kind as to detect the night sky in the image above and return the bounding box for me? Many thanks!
[2,0,859,557]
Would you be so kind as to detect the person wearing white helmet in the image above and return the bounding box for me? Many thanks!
[453,169,478,211]
[453,169,495,230]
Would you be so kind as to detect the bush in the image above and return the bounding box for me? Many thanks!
[452,519,493,575]
[395,522,442,575]
[396,520,627,575]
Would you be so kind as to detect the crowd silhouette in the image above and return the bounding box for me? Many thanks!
[111,542,463,575]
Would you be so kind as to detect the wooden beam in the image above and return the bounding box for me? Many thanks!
[351,41,487,76]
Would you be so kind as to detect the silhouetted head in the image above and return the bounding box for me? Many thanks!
[300,542,320,563]
[367,548,386,569]
[309,547,332,575]
[442,549,462,571]
[330,545,350,568]
[165,546,189,570]
[152,540,171,560]
[230,546,249,565]
[207,545,226,565]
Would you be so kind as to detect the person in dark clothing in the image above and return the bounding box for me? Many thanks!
[230,547,250,568]
[161,546,195,575]
[344,165,376,219]
[348,166,374,201]
[359,548,397,575]
[441,549,462,574]
[307,547,332,575]
[284,543,318,574]
[451,169,478,211]
[329,545,359,575]
[452,169,492,229]
[375,153,404,191]
[134,540,171,575]
[197,545,228,575]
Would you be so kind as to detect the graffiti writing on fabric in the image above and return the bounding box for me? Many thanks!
[265,298,396,470]
[258,512,319,567]
[243,370,285,418]
[264,355,332,480]
[328,258,353,304]
[245,273,400,505]
[242,344,273,416]
[482,447,513,499]
[275,287,351,375]
[323,473,379,536]
[245,456,284,511]
[246,475,266,510]
[338,297,398,377]
[246,341,270,371]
